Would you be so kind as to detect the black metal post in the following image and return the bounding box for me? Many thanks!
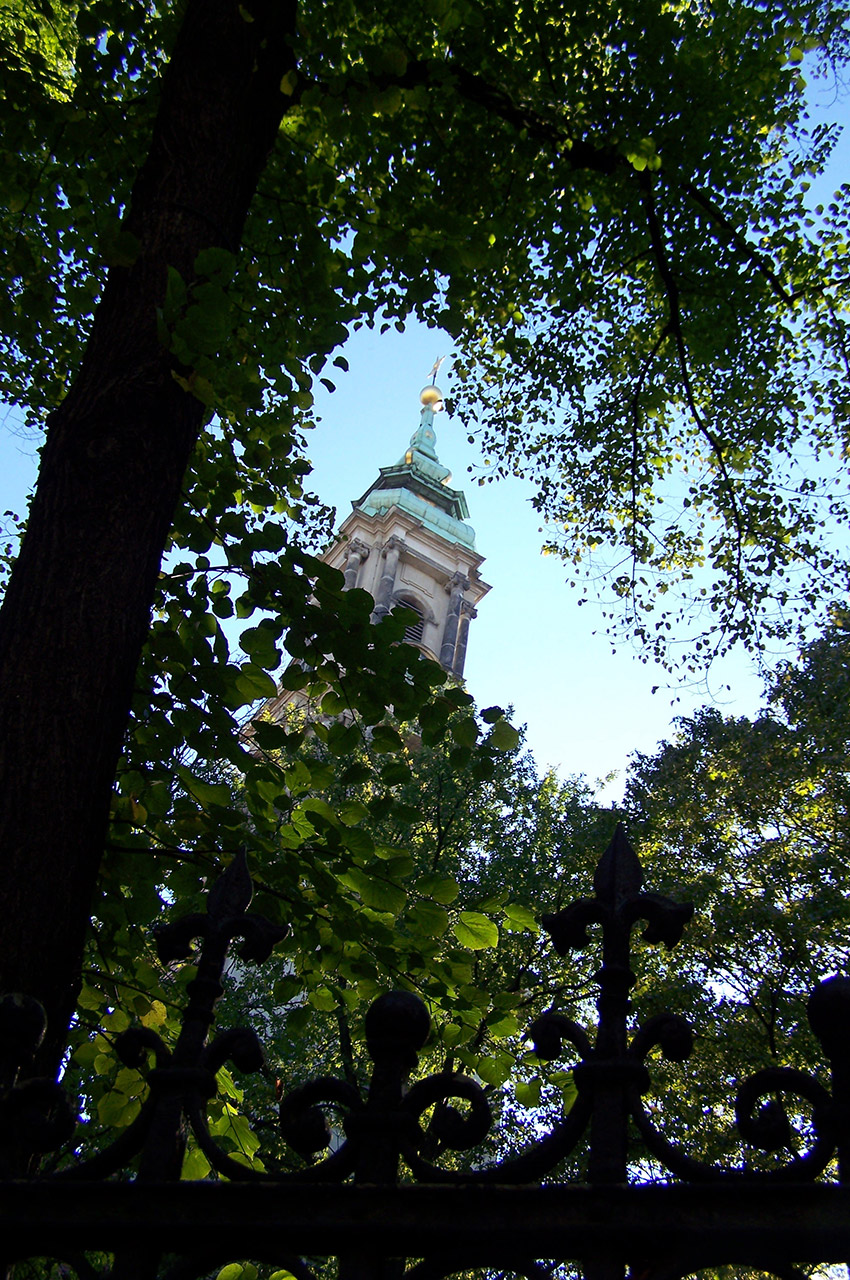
[583,832,637,1280]
[341,992,431,1280]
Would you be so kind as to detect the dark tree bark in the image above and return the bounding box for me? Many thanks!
[0,0,296,1079]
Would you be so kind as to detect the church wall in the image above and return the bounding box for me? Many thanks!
[326,503,489,674]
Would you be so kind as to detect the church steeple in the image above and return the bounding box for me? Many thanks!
[402,385,449,472]
[350,384,476,551]
[325,379,490,677]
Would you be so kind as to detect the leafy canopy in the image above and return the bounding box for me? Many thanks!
[2,0,849,671]
[4,0,850,1195]
[74,622,850,1183]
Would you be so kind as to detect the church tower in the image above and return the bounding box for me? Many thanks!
[322,381,490,677]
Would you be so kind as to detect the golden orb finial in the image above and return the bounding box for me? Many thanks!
[420,384,443,408]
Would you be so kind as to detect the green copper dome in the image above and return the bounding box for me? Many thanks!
[351,388,477,551]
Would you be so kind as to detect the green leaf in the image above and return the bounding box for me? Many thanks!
[503,903,539,933]
[486,1013,519,1040]
[340,827,376,857]
[279,665,309,691]
[489,720,520,751]
[102,1008,131,1034]
[450,715,479,748]
[338,800,369,826]
[308,986,337,1012]
[140,999,168,1028]
[407,900,450,937]
[240,625,280,668]
[216,1066,242,1101]
[554,1071,579,1112]
[300,796,340,826]
[515,1079,542,1109]
[178,770,231,807]
[182,1147,212,1179]
[381,758,412,785]
[381,852,414,878]
[273,975,303,1004]
[477,889,509,910]
[216,1266,258,1280]
[452,912,499,950]
[194,247,236,280]
[326,721,362,756]
[371,724,404,753]
[476,1054,512,1086]
[97,1088,138,1128]
[340,867,407,915]
[236,664,278,701]
[417,874,460,904]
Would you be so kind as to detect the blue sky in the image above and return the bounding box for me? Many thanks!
[2,67,847,800]
[302,328,769,798]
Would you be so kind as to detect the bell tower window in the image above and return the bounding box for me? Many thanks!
[402,603,425,645]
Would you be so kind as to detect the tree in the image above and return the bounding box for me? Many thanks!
[1,0,849,1078]
[0,0,304,1074]
[67,643,850,1190]
[445,12,850,668]
[622,623,850,1166]
[64,694,614,1177]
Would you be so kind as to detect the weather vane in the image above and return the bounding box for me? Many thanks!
[428,356,445,385]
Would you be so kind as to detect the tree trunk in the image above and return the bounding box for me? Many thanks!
[0,0,296,1079]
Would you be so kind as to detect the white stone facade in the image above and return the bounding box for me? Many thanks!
[325,499,489,676]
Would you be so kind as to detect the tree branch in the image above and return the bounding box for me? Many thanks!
[679,180,796,305]
[638,170,747,604]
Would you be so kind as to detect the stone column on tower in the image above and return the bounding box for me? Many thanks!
[371,535,404,621]
[453,600,477,678]
[342,537,369,590]
[440,571,470,671]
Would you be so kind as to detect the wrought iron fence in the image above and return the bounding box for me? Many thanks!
[3,826,850,1280]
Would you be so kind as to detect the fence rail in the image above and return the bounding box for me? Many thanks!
[3,827,850,1279]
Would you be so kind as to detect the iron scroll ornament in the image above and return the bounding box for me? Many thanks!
[2,830,850,1280]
